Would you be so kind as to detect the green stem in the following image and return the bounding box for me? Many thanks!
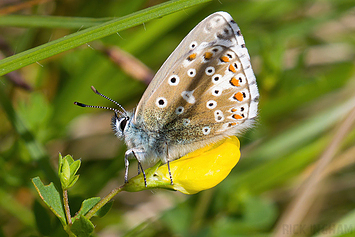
[0,0,211,76]
[63,189,72,225]
[85,185,124,220]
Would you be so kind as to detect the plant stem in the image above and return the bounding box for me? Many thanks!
[85,185,124,220]
[63,189,72,225]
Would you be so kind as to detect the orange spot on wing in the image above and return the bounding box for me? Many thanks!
[231,108,238,112]
[204,52,213,60]
[228,122,237,127]
[230,77,240,87]
[233,92,243,101]
[229,64,237,73]
[188,53,197,61]
[232,114,243,120]
[220,56,229,62]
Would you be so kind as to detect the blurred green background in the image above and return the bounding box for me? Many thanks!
[0,0,355,236]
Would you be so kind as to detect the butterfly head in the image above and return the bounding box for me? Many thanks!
[111,112,131,137]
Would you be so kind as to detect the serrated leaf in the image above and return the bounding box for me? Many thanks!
[32,177,66,226]
[93,201,113,218]
[71,215,94,237]
[73,197,100,222]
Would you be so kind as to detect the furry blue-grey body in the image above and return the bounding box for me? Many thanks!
[112,112,168,163]
[112,110,220,164]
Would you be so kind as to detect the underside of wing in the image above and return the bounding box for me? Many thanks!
[134,12,259,147]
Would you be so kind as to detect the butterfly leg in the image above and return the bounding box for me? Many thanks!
[136,159,145,178]
[165,142,174,185]
[167,160,173,185]
[124,151,130,183]
[125,148,147,187]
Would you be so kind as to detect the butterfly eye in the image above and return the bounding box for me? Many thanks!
[119,117,129,132]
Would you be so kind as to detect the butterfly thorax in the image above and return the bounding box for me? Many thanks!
[112,111,170,163]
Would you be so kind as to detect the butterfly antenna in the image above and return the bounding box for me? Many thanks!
[74,102,124,116]
[90,86,128,115]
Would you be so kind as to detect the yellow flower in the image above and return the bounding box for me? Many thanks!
[123,136,240,194]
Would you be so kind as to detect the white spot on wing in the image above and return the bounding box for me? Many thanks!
[236,73,246,86]
[183,118,190,126]
[176,106,184,115]
[205,66,215,76]
[202,126,211,135]
[181,90,195,104]
[168,75,180,86]
[189,41,198,49]
[206,100,217,109]
[214,110,224,122]
[212,74,222,84]
[212,87,222,96]
[187,68,196,77]
[156,97,167,108]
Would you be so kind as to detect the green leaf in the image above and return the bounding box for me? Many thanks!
[58,155,81,189]
[60,158,71,188]
[73,197,100,222]
[69,160,81,177]
[93,201,113,218]
[64,154,75,165]
[32,177,66,226]
[68,175,80,189]
[58,153,63,175]
[71,215,95,237]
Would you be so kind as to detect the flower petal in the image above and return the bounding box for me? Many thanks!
[155,136,240,194]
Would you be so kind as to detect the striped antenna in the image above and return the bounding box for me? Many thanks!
[90,86,128,115]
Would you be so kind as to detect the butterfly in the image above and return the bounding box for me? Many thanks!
[75,12,259,186]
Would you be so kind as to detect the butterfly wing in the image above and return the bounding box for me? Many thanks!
[135,12,242,119]
[134,12,258,155]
